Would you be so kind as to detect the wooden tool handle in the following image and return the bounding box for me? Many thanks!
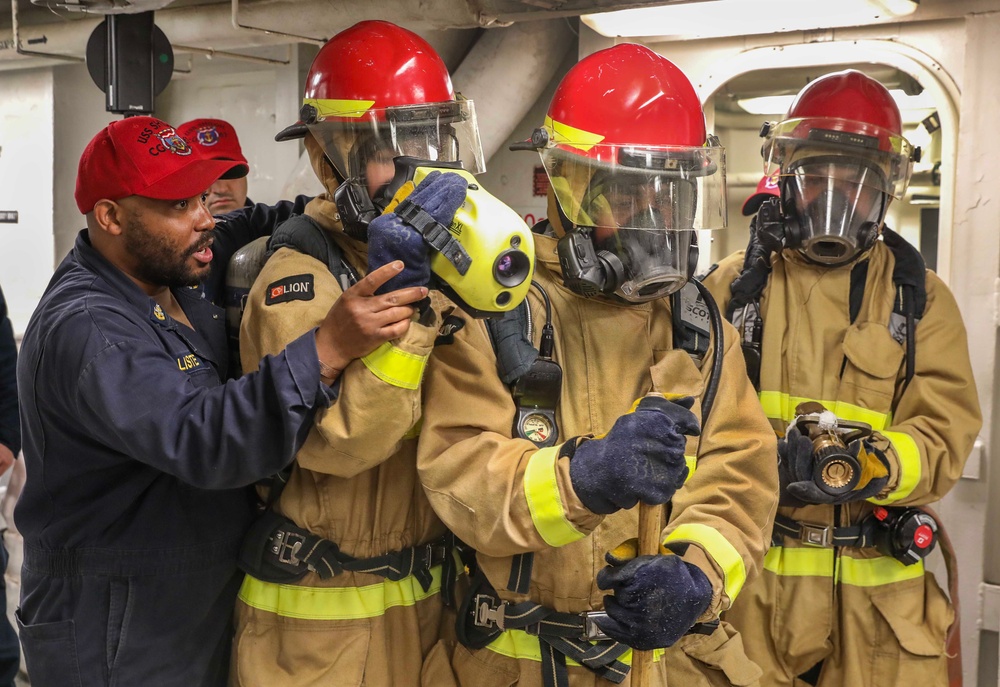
[631,502,661,686]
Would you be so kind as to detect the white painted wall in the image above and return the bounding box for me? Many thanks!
[52,62,117,265]
[0,68,55,336]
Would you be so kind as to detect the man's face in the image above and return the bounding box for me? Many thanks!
[118,194,216,288]
[206,176,248,215]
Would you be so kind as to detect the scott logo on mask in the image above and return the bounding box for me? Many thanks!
[265,274,316,305]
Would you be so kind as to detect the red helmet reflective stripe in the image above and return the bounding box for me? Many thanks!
[785,69,902,152]
[545,43,707,157]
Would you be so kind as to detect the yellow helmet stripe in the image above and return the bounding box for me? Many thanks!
[303,97,376,119]
[544,115,605,152]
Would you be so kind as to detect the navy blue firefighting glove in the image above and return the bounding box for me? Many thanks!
[568,395,700,515]
[367,170,468,295]
[779,427,891,506]
[595,544,713,650]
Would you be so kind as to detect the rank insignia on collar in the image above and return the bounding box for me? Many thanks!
[265,274,315,305]
[153,304,166,321]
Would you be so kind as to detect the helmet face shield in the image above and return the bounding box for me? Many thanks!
[539,140,727,233]
[305,99,485,196]
[763,117,914,199]
[782,156,888,265]
[596,227,695,302]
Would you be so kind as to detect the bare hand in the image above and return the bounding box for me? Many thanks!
[0,445,13,478]
[315,261,428,373]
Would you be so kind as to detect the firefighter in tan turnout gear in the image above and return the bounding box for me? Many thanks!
[417,43,778,687]
[230,21,487,686]
[702,69,982,687]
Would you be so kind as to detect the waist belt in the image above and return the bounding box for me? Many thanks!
[458,580,718,687]
[771,514,876,548]
[238,510,458,604]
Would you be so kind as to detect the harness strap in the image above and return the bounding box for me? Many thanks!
[247,513,458,603]
[470,590,632,687]
[395,198,472,275]
[771,514,876,548]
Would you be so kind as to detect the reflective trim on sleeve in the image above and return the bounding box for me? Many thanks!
[684,455,697,482]
[758,391,890,431]
[763,547,925,586]
[485,628,664,666]
[237,564,444,620]
[302,98,375,119]
[664,523,747,601]
[361,342,429,390]
[870,430,921,505]
[523,446,587,548]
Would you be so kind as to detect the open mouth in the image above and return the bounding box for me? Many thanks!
[191,238,214,264]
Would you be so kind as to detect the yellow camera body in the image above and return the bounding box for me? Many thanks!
[393,166,535,317]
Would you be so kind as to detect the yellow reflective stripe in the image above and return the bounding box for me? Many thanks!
[838,556,924,587]
[485,628,664,666]
[302,97,375,119]
[361,342,429,390]
[664,523,747,601]
[684,455,697,482]
[544,115,605,152]
[763,546,835,576]
[523,446,587,548]
[763,547,925,586]
[758,391,890,431]
[870,430,921,504]
[238,564,444,620]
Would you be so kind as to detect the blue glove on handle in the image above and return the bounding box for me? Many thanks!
[367,170,469,295]
[568,395,700,515]
[595,553,713,650]
[779,427,891,506]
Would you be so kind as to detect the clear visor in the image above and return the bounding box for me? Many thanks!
[783,156,888,265]
[599,227,695,302]
[763,117,913,199]
[306,99,485,193]
[539,142,727,232]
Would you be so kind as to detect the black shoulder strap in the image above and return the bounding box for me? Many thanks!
[267,214,354,290]
[883,227,927,318]
[485,300,539,385]
[671,281,710,362]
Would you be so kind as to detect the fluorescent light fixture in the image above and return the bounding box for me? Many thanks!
[582,0,919,39]
[737,89,935,116]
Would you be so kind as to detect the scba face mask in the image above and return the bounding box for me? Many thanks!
[781,156,889,266]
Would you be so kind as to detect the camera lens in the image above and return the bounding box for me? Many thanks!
[493,249,529,287]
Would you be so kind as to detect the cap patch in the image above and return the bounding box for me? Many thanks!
[265,274,315,305]
[195,125,221,147]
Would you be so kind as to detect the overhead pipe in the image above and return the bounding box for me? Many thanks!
[11,0,84,62]
[0,0,493,68]
[452,18,575,164]
[230,0,325,45]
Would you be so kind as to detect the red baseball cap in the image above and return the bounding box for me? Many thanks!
[74,116,246,215]
[741,170,781,216]
[177,118,249,180]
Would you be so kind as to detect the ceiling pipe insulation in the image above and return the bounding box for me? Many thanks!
[453,18,575,163]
